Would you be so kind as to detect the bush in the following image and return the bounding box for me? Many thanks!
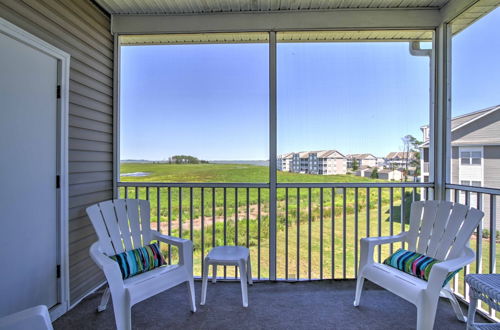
[482,229,490,239]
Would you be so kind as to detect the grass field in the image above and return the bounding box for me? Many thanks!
[120,162,498,296]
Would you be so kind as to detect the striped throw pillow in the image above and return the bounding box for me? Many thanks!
[110,243,166,279]
[383,249,460,287]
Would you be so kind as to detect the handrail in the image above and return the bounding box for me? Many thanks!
[117,182,268,188]
[118,181,434,189]
[446,184,500,195]
[277,182,432,188]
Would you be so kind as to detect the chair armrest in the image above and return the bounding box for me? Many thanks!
[89,242,123,288]
[359,233,408,268]
[151,230,190,247]
[360,233,407,249]
[151,231,193,268]
[427,247,475,293]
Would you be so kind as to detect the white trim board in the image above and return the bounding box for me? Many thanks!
[111,8,442,34]
[0,17,70,321]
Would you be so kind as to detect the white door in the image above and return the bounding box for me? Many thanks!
[0,30,59,316]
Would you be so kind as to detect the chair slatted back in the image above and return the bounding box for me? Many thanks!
[406,200,483,261]
[87,199,152,255]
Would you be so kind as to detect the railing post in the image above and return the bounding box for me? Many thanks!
[269,31,277,281]
[432,23,451,201]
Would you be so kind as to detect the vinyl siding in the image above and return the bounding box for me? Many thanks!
[452,110,500,145]
[451,147,459,184]
[0,0,113,305]
[484,146,500,189]
[484,146,500,230]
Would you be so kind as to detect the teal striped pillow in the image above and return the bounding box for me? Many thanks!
[110,243,166,279]
[383,249,460,287]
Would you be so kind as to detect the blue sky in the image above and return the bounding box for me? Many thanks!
[452,8,500,116]
[120,8,499,161]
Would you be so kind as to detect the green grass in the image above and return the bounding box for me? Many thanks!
[120,162,499,304]
[121,162,386,183]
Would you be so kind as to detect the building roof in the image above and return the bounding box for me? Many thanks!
[386,151,417,159]
[279,152,294,159]
[318,150,345,158]
[347,153,377,160]
[285,150,346,159]
[421,104,500,147]
[421,105,500,131]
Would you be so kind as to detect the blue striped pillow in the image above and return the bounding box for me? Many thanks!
[383,249,461,287]
[110,243,166,279]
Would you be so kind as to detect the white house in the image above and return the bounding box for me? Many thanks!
[354,166,371,177]
[379,169,404,181]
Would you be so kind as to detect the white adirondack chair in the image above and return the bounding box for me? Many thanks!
[87,199,196,330]
[354,200,483,330]
[0,305,53,330]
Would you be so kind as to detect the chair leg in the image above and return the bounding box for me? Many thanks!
[239,260,248,307]
[247,257,253,285]
[97,287,110,312]
[187,278,196,312]
[201,260,210,305]
[416,296,439,330]
[466,296,478,329]
[212,264,217,284]
[353,276,365,307]
[442,289,467,322]
[112,298,132,330]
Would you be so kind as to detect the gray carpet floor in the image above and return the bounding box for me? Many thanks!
[54,280,489,330]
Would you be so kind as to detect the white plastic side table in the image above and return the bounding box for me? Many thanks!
[201,246,253,307]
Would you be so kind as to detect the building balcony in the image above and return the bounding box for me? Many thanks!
[2,0,500,328]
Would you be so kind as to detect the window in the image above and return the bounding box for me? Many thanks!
[277,32,431,182]
[460,151,481,165]
[460,180,482,187]
[119,33,269,183]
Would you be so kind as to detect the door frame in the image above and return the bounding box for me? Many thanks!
[0,17,70,320]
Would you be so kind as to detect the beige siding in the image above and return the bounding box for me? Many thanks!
[0,0,113,305]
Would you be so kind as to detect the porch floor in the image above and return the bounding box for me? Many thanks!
[54,280,489,329]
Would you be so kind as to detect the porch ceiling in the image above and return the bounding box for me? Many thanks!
[119,30,434,45]
[95,0,451,14]
[95,0,498,41]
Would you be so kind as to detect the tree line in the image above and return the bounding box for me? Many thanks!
[168,155,208,164]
